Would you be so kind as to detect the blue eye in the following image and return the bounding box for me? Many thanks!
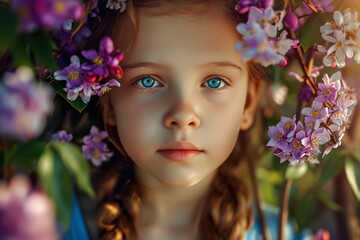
[135,77,161,88]
[203,78,226,89]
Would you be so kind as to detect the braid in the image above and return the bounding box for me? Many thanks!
[200,136,254,240]
[95,155,141,240]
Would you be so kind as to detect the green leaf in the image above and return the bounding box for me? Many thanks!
[38,148,73,228]
[319,150,345,184]
[259,180,278,206]
[316,190,342,211]
[352,149,360,163]
[4,141,47,170]
[53,142,95,198]
[0,6,18,54]
[285,164,308,179]
[51,80,87,113]
[299,13,333,52]
[294,196,316,230]
[256,167,284,184]
[10,37,32,67]
[344,157,360,201]
[24,31,58,70]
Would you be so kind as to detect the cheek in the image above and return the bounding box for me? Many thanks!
[201,92,246,160]
[112,94,162,159]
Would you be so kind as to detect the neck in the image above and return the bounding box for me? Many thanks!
[135,166,216,239]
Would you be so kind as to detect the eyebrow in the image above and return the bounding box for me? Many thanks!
[122,61,243,72]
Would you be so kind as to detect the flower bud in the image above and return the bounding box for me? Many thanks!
[284,13,299,30]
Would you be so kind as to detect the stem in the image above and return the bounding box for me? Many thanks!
[55,1,97,60]
[297,14,310,19]
[289,30,317,94]
[247,154,272,240]
[277,179,292,240]
[303,0,319,13]
[277,30,317,240]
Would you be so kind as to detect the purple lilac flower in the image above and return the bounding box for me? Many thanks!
[54,37,122,104]
[304,116,321,135]
[301,101,328,123]
[11,0,84,32]
[267,71,357,165]
[236,7,295,67]
[302,128,331,154]
[81,36,124,80]
[266,126,288,150]
[0,175,58,240]
[278,115,297,139]
[52,130,73,142]
[235,0,274,14]
[0,67,52,140]
[316,77,340,103]
[82,126,113,166]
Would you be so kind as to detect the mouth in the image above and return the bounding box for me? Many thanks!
[157,149,203,162]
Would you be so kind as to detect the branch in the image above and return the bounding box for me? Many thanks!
[277,179,292,240]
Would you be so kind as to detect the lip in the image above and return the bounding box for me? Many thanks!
[157,141,203,162]
[158,150,202,162]
[158,141,202,151]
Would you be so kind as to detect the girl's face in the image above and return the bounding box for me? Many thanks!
[109,9,255,187]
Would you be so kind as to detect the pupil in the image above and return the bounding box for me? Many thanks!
[208,78,221,88]
[142,77,155,87]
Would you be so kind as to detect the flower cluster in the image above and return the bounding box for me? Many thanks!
[52,130,73,142]
[82,126,113,166]
[54,36,122,104]
[267,72,357,165]
[11,0,84,32]
[0,176,58,240]
[319,10,360,68]
[0,67,52,141]
[235,6,296,67]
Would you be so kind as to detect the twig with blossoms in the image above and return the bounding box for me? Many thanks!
[235,6,296,67]
[54,36,122,104]
[267,71,357,165]
[318,10,360,68]
[82,126,113,166]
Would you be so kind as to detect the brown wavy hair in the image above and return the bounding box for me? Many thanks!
[89,0,266,239]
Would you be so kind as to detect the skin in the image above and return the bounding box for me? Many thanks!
[106,7,260,240]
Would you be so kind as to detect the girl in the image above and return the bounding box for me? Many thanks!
[83,0,265,239]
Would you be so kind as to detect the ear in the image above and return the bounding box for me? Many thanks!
[240,76,262,131]
[101,94,117,126]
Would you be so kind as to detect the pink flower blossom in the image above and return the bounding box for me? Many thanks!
[0,67,52,140]
[0,176,59,240]
[82,126,113,166]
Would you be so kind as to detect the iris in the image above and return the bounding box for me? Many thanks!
[207,78,222,88]
[141,77,156,88]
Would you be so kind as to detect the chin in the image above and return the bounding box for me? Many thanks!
[154,175,204,188]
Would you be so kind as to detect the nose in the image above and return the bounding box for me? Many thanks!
[163,91,200,130]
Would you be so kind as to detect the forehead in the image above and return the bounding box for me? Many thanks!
[118,9,245,69]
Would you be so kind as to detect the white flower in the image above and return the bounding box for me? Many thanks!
[322,31,356,68]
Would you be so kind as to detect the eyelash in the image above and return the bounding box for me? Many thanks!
[133,75,230,90]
